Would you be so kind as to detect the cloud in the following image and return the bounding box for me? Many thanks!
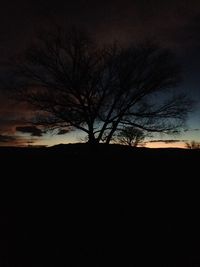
[57,129,69,135]
[148,139,187,144]
[0,134,37,146]
[184,128,200,132]
[0,134,17,143]
[16,126,43,136]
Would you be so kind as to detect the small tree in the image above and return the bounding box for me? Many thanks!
[117,127,145,147]
[185,141,200,149]
[9,26,192,144]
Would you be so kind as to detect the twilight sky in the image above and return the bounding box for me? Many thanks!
[0,0,200,147]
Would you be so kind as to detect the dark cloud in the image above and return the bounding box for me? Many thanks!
[16,126,43,136]
[0,133,36,146]
[184,128,200,132]
[0,134,17,143]
[0,0,199,55]
[57,129,70,135]
[148,139,187,144]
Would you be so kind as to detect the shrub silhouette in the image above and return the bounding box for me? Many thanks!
[185,140,200,149]
[116,126,145,147]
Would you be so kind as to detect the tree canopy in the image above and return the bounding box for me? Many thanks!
[10,27,191,144]
[116,127,146,147]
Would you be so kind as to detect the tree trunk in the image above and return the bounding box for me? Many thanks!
[87,131,98,145]
[105,133,113,144]
[105,119,121,144]
[105,127,116,144]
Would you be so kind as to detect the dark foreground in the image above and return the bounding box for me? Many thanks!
[0,144,200,266]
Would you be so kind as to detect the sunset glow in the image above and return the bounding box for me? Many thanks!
[0,1,200,266]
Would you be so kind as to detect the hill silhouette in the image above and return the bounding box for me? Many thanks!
[0,144,200,266]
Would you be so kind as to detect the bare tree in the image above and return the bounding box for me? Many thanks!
[185,140,200,149]
[9,26,192,144]
[116,127,145,147]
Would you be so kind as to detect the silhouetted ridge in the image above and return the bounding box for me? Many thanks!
[0,144,199,266]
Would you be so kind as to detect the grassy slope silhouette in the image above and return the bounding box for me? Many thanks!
[0,144,199,266]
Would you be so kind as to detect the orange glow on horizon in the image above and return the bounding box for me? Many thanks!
[145,141,186,149]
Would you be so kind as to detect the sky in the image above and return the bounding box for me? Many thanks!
[0,0,200,147]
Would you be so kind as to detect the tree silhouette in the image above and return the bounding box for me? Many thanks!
[10,27,191,144]
[116,127,145,147]
[185,140,200,149]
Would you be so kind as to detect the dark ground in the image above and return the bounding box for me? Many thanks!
[0,143,200,267]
